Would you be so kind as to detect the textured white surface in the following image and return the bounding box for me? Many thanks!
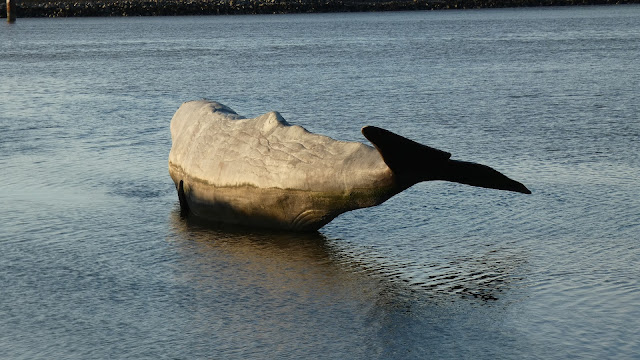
[169,100,390,193]
[168,100,396,230]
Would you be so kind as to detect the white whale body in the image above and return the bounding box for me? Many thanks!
[169,100,530,231]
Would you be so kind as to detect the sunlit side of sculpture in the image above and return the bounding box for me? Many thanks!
[169,100,530,231]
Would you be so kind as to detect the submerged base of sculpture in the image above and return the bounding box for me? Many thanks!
[173,180,387,230]
[169,100,530,231]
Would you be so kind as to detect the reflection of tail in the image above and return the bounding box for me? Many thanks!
[361,126,531,194]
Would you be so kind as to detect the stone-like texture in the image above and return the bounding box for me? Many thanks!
[169,100,530,231]
[169,100,395,231]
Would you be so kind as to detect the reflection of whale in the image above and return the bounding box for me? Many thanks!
[168,211,379,300]
[169,211,519,303]
[169,100,530,231]
[167,211,524,357]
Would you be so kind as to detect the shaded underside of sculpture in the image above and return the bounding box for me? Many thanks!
[169,100,530,231]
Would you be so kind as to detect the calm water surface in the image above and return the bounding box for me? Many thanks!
[1,6,639,359]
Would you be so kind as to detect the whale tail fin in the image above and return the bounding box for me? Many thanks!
[432,160,532,194]
[361,126,531,194]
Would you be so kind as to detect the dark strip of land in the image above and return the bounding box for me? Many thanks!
[2,0,638,18]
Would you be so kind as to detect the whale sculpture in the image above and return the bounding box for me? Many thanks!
[169,100,530,231]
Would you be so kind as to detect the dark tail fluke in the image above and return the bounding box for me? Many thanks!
[438,160,531,194]
[361,125,531,194]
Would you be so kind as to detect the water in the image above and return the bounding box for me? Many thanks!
[1,6,639,359]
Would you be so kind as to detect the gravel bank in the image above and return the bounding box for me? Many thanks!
[2,0,637,18]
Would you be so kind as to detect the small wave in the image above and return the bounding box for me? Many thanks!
[328,241,526,303]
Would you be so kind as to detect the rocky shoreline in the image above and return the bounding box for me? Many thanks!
[2,0,637,17]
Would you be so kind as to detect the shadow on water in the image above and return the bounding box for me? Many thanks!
[169,210,338,265]
[167,210,387,299]
[167,208,525,305]
[166,209,531,358]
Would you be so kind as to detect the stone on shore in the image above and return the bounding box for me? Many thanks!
[3,0,636,18]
